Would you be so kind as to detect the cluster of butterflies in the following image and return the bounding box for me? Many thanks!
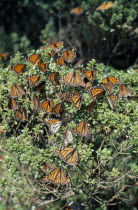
[7,40,137,186]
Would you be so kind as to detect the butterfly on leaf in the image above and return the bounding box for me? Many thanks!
[102,76,121,86]
[62,50,76,63]
[87,101,96,112]
[48,51,57,57]
[55,147,78,167]
[43,167,70,185]
[48,41,63,52]
[82,69,96,82]
[39,100,54,113]
[96,2,115,11]
[15,107,27,122]
[107,94,118,109]
[26,75,40,87]
[59,72,84,87]
[0,52,9,60]
[52,102,63,116]
[33,95,39,107]
[87,86,105,100]
[60,92,82,110]
[73,120,91,136]
[44,119,62,134]
[48,72,59,85]
[26,54,40,66]
[39,62,49,73]
[118,85,132,98]
[56,57,66,66]
[71,7,83,15]
[102,83,114,95]
[8,97,19,110]
[11,64,26,75]
[10,84,25,98]
[64,128,74,147]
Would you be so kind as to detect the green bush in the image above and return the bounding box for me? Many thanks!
[0,43,138,209]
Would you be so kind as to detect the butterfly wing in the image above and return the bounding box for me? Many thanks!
[55,147,78,167]
[8,98,19,110]
[71,7,83,15]
[48,41,63,52]
[56,57,65,66]
[11,64,26,75]
[59,72,84,87]
[83,70,96,82]
[102,83,114,95]
[61,92,82,110]
[26,54,40,66]
[73,120,91,136]
[43,167,69,185]
[64,128,74,147]
[33,95,39,107]
[26,75,40,86]
[107,95,118,109]
[52,103,63,116]
[118,85,132,98]
[102,76,120,85]
[10,84,25,98]
[39,100,54,113]
[39,62,49,73]
[45,119,62,134]
[48,72,59,85]
[87,101,96,112]
[87,86,105,100]
[96,2,115,10]
[15,107,27,122]
[62,50,76,63]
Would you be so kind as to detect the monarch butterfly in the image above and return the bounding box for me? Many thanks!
[44,119,62,134]
[59,72,84,87]
[107,94,118,109]
[87,86,105,100]
[8,97,19,110]
[52,103,63,116]
[26,75,40,86]
[26,54,40,66]
[71,7,83,15]
[15,107,27,122]
[43,167,70,185]
[48,41,63,52]
[11,64,26,75]
[102,83,114,95]
[48,51,57,57]
[118,85,132,98]
[48,72,59,85]
[64,128,74,147]
[39,62,49,73]
[73,120,91,136]
[102,76,120,86]
[96,2,115,11]
[83,70,96,82]
[56,57,65,66]
[0,126,4,134]
[62,50,76,63]
[61,92,82,110]
[34,81,46,92]
[0,52,9,60]
[55,147,78,167]
[10,84,25,98]
[87,101,96,112]
[39,100,54,113]
[33,95,39,107]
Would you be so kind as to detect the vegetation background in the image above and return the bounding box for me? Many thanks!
[0,0,138,209]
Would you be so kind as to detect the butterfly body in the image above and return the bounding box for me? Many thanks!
[55,147,78,167]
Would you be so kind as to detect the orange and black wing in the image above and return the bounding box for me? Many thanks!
[96,2,115,10]
[10,84,25,98]
[52,103,63,116]
[62,50,76,63]
[8,98,19,110]
[118,85,132,98]
[73,120,91,136]
[26,75,40,86]
[0,52,9,60]
[48,41,63,52]
[11,64,26,75]
[55,147,79,167]
[15,107,27,122]
[33,95,39,107]
[61,92,82,110]
[43,167,70,185]
[107,94,118,109]
[83,70,96,82]
[87,86,105,100]
[48,72,59,85]
[71,7,83,15]
[102,76,121,86]
[59,72,84,87]
[87,101,96,112]
[26,54,40,66]
[39,100,54,113]
[56,57,65,66]
[39,62,49,73]
[44,119,62,134]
